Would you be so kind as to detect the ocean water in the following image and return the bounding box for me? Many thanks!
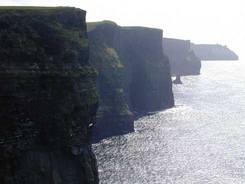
[93,61,245,184]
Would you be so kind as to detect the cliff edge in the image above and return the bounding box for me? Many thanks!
[191,43,239,60]
[88,21,174,141]
[0,7,99,184]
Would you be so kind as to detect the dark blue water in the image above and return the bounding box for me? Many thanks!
[93,61,245,184]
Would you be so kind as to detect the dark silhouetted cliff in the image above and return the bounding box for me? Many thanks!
[88,21,174,141]
[0,7,99,184]
[163,38,201,76]
[191,44,239,60]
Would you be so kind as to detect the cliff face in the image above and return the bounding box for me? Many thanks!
[88,22,133,140]
[163,38,201,76]
[88,22,174,141]
[191,44,239,60]
[0,7,99,184]
[119,27,174,112]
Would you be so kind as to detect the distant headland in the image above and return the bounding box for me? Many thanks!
[191,43,239,60]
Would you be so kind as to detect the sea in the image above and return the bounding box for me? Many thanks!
[93,61,245,184]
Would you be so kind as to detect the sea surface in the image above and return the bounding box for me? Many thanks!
[93,61,245,184]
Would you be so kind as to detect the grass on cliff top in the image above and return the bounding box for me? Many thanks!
[122,26,162,32]
[87,20,162,32]
[0,6,72,10]
[0,6,81,13]
[87,20,117,32]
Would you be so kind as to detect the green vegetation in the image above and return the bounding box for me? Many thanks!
[87,20,117,31]
[89,42,131,117]
[122,26,161,31]
[88,20,174,140]
[0,8,99,183]
[103,47,123,68]
[88,22,132,122]
[0,7,88,66]
[0,6,76,11]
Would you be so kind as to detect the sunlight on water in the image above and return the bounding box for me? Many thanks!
[93,61,245,184]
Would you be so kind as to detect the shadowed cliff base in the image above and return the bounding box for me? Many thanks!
[0,7,99,184]
[88,21,174,142]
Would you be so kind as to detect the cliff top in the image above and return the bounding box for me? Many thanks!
[0,6,89,68]
[164,37,190,43]
[194,43,224,45]
[191,43,238,51]
[0,6,79,10]
[191,43,239,60]
[87,20,117,31]
[122,26,162,32]
[0,6,85,14]
[87,20,162,33]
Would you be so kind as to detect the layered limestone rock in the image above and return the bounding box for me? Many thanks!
[88,21,174,141]
[191,43,239,60]
[0,7,99,184]
[163,38,201,76]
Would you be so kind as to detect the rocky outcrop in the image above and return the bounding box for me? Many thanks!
[191,44,239,60]
[163,38,201,76]
[88,21,174,141]
[0,7,99,184]
[173,75,182,84]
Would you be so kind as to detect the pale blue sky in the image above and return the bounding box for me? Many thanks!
[1,0,245,58]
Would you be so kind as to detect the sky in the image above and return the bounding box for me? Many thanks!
[1,0,245,58]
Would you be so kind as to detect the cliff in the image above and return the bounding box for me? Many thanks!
[88,21,133,140]
[0,7,99,184]
[88,21,174,141]
[163,38,201,76]
[191,44,239,60]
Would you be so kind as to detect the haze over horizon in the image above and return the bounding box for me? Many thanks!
[1,0,245,58]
